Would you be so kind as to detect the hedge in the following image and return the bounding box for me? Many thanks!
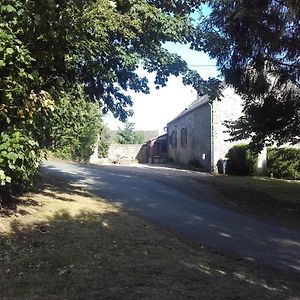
[267,148,300,180]
[226,144,258,176]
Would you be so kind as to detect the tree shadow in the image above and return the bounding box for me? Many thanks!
[0,197,39,217]
[38,161,300,274]
[1,209,299,300]
[34,171,93,199]
[0,166,93,218]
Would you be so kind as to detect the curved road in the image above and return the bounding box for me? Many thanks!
[41,159,300,273]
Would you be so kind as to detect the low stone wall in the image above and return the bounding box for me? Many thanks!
[107,144,147,164]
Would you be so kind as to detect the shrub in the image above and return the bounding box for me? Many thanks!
[226,144,258,176]
[0,130,41,203]
[267,148,300,180]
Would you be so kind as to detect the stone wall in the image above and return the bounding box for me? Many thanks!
[107,144,147,164]
[212,86,267,174]
[212,86,247,170]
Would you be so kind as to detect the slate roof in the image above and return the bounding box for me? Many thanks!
[167,95,210,125]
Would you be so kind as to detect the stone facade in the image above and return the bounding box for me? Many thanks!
[167,86,267,173]
[211,87,249,172]
[167,99,212,171]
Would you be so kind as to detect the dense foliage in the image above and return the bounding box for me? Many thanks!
[98,127,110,158]
[226,144,258,176]
[267,148,300,180]
[116,122,145,144]
[197,0,300,150]
[1,0,217,126]
[0,130,41,201]
[49,91,107,162]
[1,0,215,202]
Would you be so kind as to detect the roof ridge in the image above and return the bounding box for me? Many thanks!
[167,94,210,125]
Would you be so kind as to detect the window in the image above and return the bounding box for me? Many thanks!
[181,127,187,148]
[169,130,177,149]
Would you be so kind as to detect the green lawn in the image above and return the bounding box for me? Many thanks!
[1,172,299,299]
[197,175,300,227]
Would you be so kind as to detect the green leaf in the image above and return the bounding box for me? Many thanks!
[6,48,14,55]
[7,5,16,12]
[1,151,8,156]
[7,152,18,161]
[27,73,34,80]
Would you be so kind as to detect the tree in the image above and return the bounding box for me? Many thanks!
[98,126,111,159]
[116,121,145,144]
[1,0,219,127]
[49,89,107,162]
[2,0,215,201]
[195,0,300,151]
[135,131,146,144]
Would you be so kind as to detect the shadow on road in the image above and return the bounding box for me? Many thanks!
[1,173,300,299]
[39,161,300,275]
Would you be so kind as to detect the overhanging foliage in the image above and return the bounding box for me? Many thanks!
[195,0,300,150]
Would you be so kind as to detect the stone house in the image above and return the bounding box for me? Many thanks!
[167,86,267,173]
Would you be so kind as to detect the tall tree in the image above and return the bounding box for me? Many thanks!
[1,0,218,128]
[195,0,300,150]
[1,0,217,200]
[116,121,145,144]
[49,90,107,162]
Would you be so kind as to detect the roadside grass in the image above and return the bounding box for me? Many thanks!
[1,172,300,299]
[197,175,300,227]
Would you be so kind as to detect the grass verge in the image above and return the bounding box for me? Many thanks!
[197,175,300,227]
[0,172,299,299]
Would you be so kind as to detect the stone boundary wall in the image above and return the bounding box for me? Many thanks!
[107,144,147,164]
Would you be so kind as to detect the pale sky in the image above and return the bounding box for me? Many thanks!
[103,42,220,135]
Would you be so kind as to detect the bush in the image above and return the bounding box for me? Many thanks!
[267,148,300,180]
[226,144,258,176]
[0,130,41,203]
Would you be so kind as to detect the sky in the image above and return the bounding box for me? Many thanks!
[103,43,220,135]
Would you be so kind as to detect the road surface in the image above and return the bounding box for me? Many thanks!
[41,159,300,273]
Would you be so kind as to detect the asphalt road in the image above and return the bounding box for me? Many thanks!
[41,159,300,273]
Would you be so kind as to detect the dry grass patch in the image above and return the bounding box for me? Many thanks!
[0,172,299,299]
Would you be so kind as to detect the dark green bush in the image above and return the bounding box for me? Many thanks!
[267,148,300,180]
[0,130,41,203]
[226,144,258,176]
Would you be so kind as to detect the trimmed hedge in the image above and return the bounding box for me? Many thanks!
[267,148,300,180]
[226,144,258,176]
